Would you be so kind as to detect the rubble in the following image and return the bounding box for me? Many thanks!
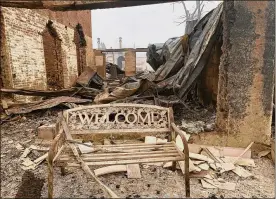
[0,4,224,116]
[19,145,49,171]
[76,68,104,89]
[181,120,205,134]
[0,2,274,199]
[5,96,91,115]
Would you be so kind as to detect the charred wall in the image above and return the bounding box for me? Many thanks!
[198,34,222,106]
[42,21,64,90]
[0,7,93,101]
[216,1,275,146]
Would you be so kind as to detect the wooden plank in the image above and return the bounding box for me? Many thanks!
[81,150,179,157]
[78,142,94,154]
[145,136,157,144]
[96,143,173,149]
[64,146,177,154]
[94,165,127,176]
[221,156,255,167]
[188,144,252,158]
[127,164,141,179]
[59,152,180,162]
[190,170,209,178]
[189,153,214,163]
[98,142,172,147]
[219,163,235,173]
[198,163,209,171]
[233,142,254,164]
[66,156,184,166]
[178,160,201,173]
[34,153,48,164]
[157,138,168,143]
[232,166,252,178]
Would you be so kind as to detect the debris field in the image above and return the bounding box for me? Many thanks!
[0,1,275,199]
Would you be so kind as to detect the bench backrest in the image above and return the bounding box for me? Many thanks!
[63,103,172,135]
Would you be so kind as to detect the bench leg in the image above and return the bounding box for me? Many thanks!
[60,166,66,176]
[185,173,190,197]
[172,161,176,171]
[48,161,54,199]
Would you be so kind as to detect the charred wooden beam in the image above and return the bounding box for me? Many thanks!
[0,1,180,11]
[0,87,101,98]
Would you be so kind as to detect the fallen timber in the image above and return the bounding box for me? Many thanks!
[1,87,101,98]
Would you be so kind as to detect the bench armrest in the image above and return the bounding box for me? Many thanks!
[171,122,190,196]
[48,128,65,164]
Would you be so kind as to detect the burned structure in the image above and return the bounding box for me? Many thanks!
[0,1,275,199]
[0,7,94,101]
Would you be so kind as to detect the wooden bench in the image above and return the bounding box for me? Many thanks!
[48,103,190,198]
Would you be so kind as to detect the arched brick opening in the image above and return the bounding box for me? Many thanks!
[74,23,87,76]
[42,20,64,90]
[117,55,125,69]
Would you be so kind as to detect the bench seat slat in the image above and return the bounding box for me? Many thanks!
[88,143,174,150]
[81,150,179,157]
[96,142,172,147]
[59,152,180,162]
[62,156,184,166]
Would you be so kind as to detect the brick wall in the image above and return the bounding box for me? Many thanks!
[125,50,136,76]
[36,10,92,37]
[0,7,93,101]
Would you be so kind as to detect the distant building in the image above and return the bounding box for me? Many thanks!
[98,37,125,69]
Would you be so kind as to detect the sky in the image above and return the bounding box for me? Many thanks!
[91,1,221,49]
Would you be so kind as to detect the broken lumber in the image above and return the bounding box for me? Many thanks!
[202,178,236,191]
[94,165,127,177]
[189,152,214,163]
[198,163,209,171]
[127,164,141,179]
[233,142,254,164]
[77,142,94,154]
[219,163,235,173]
[5,96,91,115]
[0,87,100,98]
[257,150,270,158]
[188,144,252,158]
[232,166,252,178]
[222,156,255,167]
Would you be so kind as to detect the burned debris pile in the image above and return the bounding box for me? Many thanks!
[1,4,223,118]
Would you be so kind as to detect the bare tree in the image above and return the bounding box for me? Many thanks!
[174,1,206,34]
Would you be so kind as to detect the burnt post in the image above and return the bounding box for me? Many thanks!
[110,65,118,79]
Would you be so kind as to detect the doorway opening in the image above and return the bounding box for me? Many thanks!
[42,20,64,90]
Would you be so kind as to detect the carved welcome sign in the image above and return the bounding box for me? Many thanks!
[64,104,170,132]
